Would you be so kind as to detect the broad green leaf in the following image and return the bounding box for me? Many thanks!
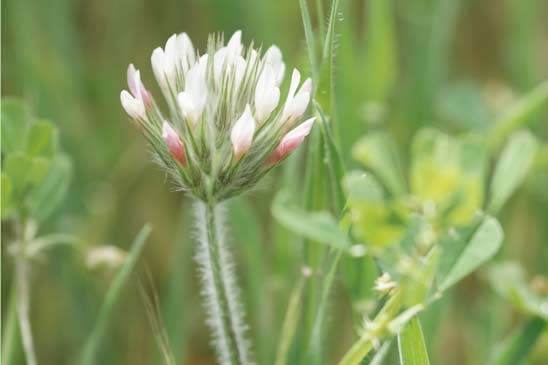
[488,130,538,214]
[411,129,461,204]
[80,224,152,365]
[28,157,50,186]
[28,155,72,221]
[344,172,408,248]
[1,98,32,154]
[487,262,548,320]
[489,317,546,365]
[272,191,351,250]
[4,152,33,199]
[488,79,548,150]
[353,131,405,196]
[1,174,14,218]
[363,0,398,102]
[437,215,503,292]
[410,129,485,225]
[397,317,430,365]
[25,120,58,157]
[436,81,491,130]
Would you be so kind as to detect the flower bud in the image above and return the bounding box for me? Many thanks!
[178,55,208,125]
[231,105,256,160]
[281,70,312,127]
[264,45,285,86]
[120,90,145,119]
[268,117,315,163]
[162,121,186,166]
[127,64,152,107]
[255,64,280,122]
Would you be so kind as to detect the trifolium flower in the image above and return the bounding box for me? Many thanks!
[121,31,314,201]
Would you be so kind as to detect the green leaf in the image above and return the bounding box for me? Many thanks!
[80,224,152,365]
[352,131,405,196]
[1,174,14,219]
[4,152,34,199]
[314,102,346,212]
[489,317,546,365]
[28,157,50,186]
[487,262,548,320]
[275,275,307,365]
[436,81,491,130]
[437,215,504,292]
[299,0,319,80]
[316,0,341,115]
[488,79,548,150]
[28,155,72,221]
[488,130,538,214]
[397,317,430,365]
[272,191,351,250]
[25,120,58,157]
[1,98,32,154]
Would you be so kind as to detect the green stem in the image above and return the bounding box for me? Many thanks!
[196,200,253,365]
[1,280,21,365]
[1,218,38,365]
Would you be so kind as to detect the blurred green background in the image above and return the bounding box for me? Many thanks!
[2,0,548,364]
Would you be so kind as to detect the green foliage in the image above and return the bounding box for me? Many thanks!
[80,225,152,365]
[488,131,538,214]
[272,190,351,250]
[436,216,503,292]
[1,98,71,221]
[397,317,430,365]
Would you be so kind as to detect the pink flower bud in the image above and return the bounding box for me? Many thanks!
[162,121,186,166]
[268,117,315,164]
[127,64,152,107]
[230,105,256,160]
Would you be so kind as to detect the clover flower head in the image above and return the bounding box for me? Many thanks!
[121,31,314,201]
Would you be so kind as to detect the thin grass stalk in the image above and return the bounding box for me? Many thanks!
[195,200,253,365]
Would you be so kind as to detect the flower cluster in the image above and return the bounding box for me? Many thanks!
[121,31,314,201]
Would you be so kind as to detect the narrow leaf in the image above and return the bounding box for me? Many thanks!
[488,130,538,214]
[272,191,351,250]
[490,317,546,365]
[437,216,504,292]
[80,224,152,365]
[488,79,548,150]
[397,317,430,365]
[299,0,319,79]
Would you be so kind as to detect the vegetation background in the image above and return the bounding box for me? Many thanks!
[2,0,548,364]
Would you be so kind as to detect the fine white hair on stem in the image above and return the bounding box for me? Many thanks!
[194,200,254,365]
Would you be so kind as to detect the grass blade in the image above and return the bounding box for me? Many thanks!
[80,224,152,365]
[489,317,546,365]
[275,273,308,365]
[397,317,430,365]
[299,0,319,79]
[488,79,548,150]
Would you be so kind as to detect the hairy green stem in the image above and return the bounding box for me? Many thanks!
[196,200,253,365]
